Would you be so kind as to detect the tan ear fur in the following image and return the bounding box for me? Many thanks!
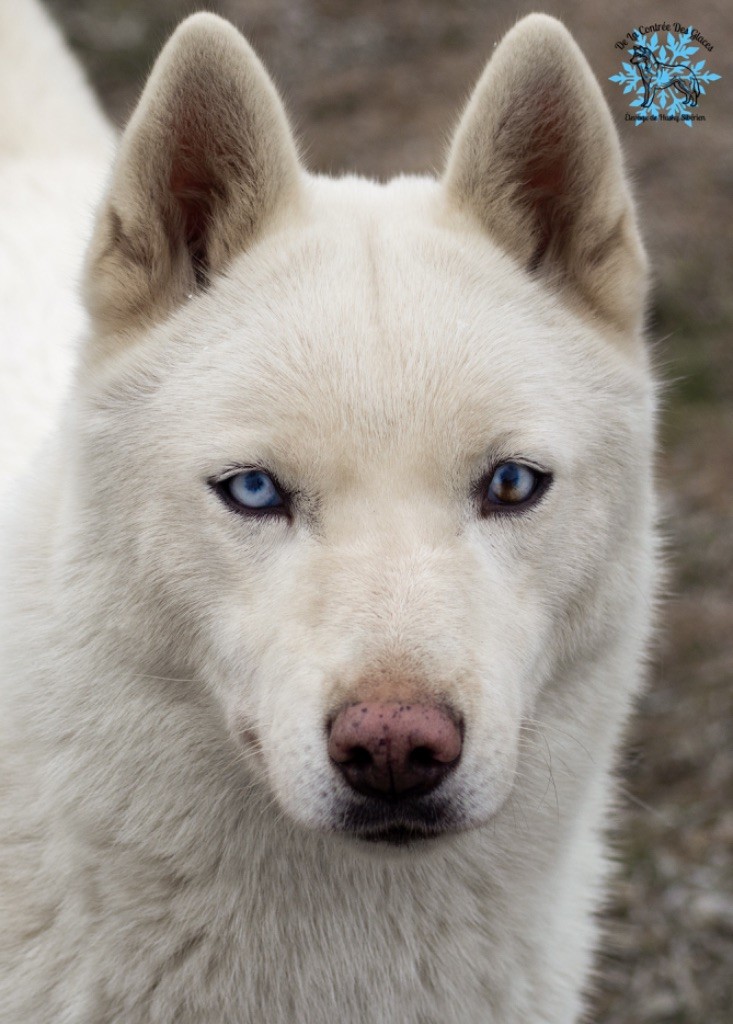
[84,13,301,339]
[443,14,647,336]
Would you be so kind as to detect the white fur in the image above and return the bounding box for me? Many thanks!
[0,0,113,484]
[0,7,657,1023]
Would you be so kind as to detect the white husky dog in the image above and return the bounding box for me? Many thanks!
[0,2,657,1022]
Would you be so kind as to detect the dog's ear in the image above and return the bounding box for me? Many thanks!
[85,13,301,339]
[443,14,647,337]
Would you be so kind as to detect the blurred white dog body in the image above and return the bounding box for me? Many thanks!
[0,3,656,1022]
[0,0,113,481]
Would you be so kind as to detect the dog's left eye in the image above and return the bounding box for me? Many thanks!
[483,462,549,510]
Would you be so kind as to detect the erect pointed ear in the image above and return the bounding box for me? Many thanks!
[85,13,301,337]
[443,15,647,337]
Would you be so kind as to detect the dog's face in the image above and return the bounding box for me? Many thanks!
[631,45,653,64]
[78,15,651,844]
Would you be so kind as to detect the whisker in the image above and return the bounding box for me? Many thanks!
[616,785,670,822]
[133,673,199,685]
[520,718,596,764]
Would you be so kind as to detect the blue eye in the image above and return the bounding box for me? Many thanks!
[220,470,285,512]
[484,462,547,509]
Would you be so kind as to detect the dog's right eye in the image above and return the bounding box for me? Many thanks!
[211,469,287,516]
[479,461,551,514]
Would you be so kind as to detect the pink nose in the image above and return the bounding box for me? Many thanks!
[328,701,462,799]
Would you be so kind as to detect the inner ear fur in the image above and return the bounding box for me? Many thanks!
[84,13,301,339]
[443,14,647,337]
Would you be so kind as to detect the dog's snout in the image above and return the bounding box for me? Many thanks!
[328,702,462,799]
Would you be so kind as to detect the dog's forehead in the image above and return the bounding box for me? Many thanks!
[156,177,631,475]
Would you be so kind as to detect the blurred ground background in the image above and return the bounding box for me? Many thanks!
[44,1,732,1020]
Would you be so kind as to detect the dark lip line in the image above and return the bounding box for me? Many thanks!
[334,802,463,840]
[348,824,444,845]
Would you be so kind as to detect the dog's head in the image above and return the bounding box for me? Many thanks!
[631,45,654,64]
[75,14,653,846]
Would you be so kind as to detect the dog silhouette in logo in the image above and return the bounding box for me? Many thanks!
[631,44,700,107]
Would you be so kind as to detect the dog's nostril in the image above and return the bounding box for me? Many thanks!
[348,746,372,769]
[408,745,439,768]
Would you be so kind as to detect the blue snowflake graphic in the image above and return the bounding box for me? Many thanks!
[609,27,721,125]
